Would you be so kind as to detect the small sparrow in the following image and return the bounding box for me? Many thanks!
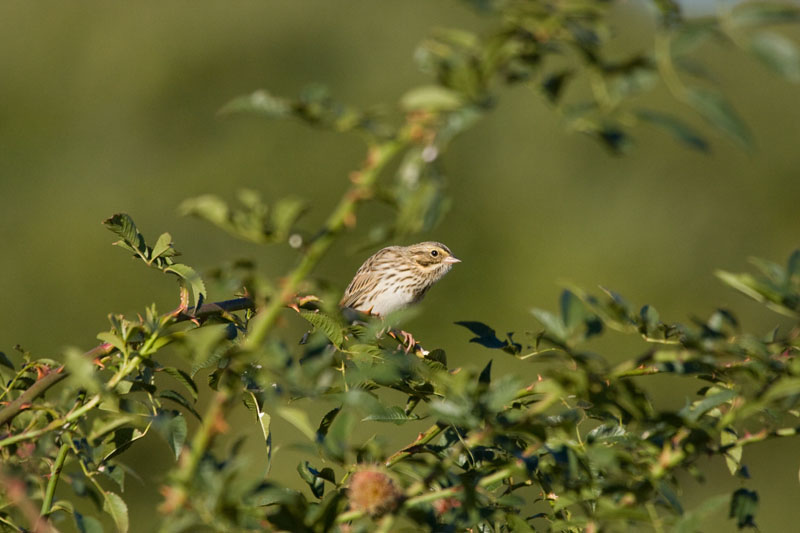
[340,242,460,351]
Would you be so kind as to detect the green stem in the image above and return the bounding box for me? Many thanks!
[40,442,70,516]
[168,388,232,507]
[384,423,445,468]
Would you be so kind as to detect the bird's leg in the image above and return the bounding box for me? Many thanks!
[388,328,427,356]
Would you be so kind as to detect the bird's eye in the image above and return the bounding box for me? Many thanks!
[430,250,439,257]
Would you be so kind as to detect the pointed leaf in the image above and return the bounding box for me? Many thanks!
[298,310,344,347]
[636,109,709,151]
[685,88,752,148]
[102,491,129,533]
[161,367,199,402]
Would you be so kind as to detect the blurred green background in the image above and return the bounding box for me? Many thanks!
[2,1,799,531]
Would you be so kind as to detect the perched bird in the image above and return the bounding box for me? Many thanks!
[340,242,460,351]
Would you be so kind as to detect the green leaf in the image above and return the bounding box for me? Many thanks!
[531,308,567,342]
[151,232,176,260]
[64,347,101,394]
[636,109,709,151]
[271,196,306,239]
[154,411,187,460]
[749,31,800,82]
[297,461,325,499]
[729,488,758,528]
[721,429,742,476]
[161,367,199,402]
[506,513,535,532]
[361,405,421,424]
[165,263,207,307]
[249,392,272,467]
[685,88,752,148]
[400,85,464,111]
[674,495,729,533]
[103,213,145,254]
[74,512,104,533]
[0,351,14,370]
[220,89,292,118]
[277,406,317,442]
[159,390,201,420]
[102,491,129,533]
[298,310,344,348]
[317,407,341,441]
[560,289,585,332]
[96,331,126,353]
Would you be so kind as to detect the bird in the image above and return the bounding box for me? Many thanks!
[340,242,460,352]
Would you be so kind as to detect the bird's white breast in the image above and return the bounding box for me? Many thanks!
[360,288,416,316]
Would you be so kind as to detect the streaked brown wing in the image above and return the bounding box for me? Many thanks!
[339,247,397,310]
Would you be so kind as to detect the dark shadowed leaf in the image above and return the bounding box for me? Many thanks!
[729,488,758,528]
[455,321,509,349]
[0,351,14,370]
[479,359,493,385]
[541,70,572,103]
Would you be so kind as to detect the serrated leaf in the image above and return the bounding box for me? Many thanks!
[164,264,207,307]
[160,390,201,420]
[151,232,175,261]
[161,367,198,402]
[685,88,752,148]
[400,85,464,111]
[749,31,800,82]
[102,491,129,533]
[362,405,421,424]
[104,213,145,254]
[220,89,292,118]
[298,310,344,347]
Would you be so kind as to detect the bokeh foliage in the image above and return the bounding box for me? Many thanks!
[2,1,800,532]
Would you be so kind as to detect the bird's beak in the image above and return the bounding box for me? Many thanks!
[444,256,461,264]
